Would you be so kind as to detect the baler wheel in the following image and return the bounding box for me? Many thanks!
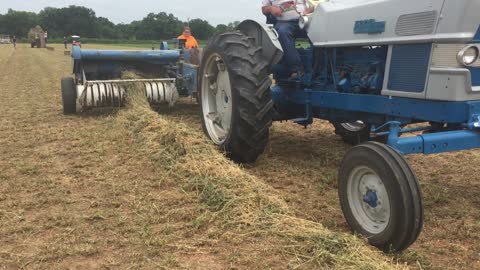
[331,121,387,145]
[199,31,273,163]
[61,77,77,114]
[338,142,423,252]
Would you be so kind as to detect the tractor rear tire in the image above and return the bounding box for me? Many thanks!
[199,31,273,163]
[331,121,387,145]
[61,77,77,114]
[338,142,423,252]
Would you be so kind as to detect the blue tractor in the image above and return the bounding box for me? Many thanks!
[196,0,480,252]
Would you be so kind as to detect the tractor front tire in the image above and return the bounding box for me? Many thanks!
[338,142,423,252]
[61,77,77,114]
[198,31,273,163]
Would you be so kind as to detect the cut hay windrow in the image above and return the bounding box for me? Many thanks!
[112,75,405,269]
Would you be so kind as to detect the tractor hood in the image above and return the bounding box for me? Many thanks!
[436,0,480,42]
[306,0,480,47]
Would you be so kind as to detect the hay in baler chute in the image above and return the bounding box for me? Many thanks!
[113,74,405,269]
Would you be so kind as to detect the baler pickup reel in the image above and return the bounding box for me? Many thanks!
[79,78,178,108]
[61,46,182,114]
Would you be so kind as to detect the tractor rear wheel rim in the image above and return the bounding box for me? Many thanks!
[202,53,233,145]
[347,166,391,234]
[341,121,365,132]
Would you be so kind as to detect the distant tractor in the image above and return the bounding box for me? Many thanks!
[28,26,46,48]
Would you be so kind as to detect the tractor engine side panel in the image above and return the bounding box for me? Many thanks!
[334,46,388,95]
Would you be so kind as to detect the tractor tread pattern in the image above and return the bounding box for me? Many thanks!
[364,142,423,252]
[379,143,423,250]
[199,31,272,163]
[61,77,77,114]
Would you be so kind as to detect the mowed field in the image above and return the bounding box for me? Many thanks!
[0,44,479,269]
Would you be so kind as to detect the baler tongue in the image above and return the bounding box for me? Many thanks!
[71,46,181,111]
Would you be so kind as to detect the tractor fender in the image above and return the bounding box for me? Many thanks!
[237,20,283,66]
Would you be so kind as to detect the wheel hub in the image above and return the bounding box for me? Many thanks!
[223,92,229,104]
[363,190,378,208]
[347,166,391,234]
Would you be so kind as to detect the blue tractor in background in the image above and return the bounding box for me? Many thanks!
[197,0,480,252]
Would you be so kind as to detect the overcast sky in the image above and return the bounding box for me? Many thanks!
[0,0,266,26]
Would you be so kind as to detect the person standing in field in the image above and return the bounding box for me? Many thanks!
[177,26,199,49]
[12,36,16,49]
[63,37,68,49]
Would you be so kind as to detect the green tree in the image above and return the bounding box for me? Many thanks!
[0,6,237,41]
[189,18,215,40]
[134,12,183,40]
[116,23,136,40]
[95,17,118,39]
[0,9,39,38]
[39,6,98,38]
[227,21,241,29]
[215,24,228,33]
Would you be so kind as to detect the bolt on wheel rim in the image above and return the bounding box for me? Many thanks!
[347,166,391,234]
[341,121,366,132]
[201,53,233,145]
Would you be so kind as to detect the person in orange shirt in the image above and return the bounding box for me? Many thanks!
[177,26,199,49]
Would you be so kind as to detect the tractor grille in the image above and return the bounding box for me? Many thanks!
[388,44,432,92]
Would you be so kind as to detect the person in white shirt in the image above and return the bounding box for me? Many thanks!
[262,0,306,78]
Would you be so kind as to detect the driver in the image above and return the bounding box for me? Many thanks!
[261,0,305,78]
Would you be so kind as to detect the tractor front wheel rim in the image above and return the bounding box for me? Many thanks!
[347,166,391,234]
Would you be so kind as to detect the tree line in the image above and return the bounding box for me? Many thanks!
[0,6,240,40]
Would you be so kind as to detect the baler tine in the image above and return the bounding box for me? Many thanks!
[79,78,178,108]
[197,0,480,252]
